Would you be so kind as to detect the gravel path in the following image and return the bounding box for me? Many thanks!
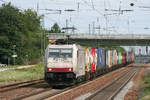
[0,68,9,72]
[0,65,35,72]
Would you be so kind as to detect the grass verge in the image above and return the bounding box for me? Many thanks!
[0,64,44,82]
[140,72,150,100]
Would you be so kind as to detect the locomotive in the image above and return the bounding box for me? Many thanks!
[44,44,134,86]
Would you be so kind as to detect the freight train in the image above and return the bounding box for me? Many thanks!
[44,44,134,86]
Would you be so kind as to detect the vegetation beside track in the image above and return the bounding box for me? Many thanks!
[139,71,150,100]
[0,64,44,82]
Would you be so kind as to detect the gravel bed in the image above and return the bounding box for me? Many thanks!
[46,66,131,100]
[0,82,49,99]
[124,67,145,100]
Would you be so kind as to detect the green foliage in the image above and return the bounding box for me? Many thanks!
[44,23,64,48]
[0,3,41,64]
[50,23,61,33]
[140,72,150,100]
[45,23,63,33]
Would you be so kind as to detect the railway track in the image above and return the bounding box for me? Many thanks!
[12,82,85,100]
[12,76,92,100]
[85,67,139,100]
[1,66,134,100]
[13,66,130,100]
[0,79,45,93]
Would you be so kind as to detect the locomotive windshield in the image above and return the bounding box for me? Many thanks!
[49,48,72,58]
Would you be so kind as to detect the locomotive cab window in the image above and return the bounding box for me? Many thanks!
[49,48,72,58]
[60,49,72,58]
[49,49,60,58]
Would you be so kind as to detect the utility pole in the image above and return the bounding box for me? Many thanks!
[42,16,46,53]
[37,3,43,56]
[40,15,44,56]
[13,45,16,66]
[146,46,148,55]
[77,2,80,12]
[66,19,68,34]
[8,57,10,65]
[92,21,95,34]
[95,25,101,34]
[37,3,39,14]
[89,24,91,34]
[105,15,108,34]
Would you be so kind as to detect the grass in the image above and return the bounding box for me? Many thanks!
[0,64,44,82]
[140,73,150,100]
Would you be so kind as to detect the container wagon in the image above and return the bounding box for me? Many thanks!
[44,44,133,86]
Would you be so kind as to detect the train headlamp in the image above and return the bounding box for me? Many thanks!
[69,68,72,71]
[48,68,52,71]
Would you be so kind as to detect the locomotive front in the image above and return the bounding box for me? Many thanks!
[44,44,76,86]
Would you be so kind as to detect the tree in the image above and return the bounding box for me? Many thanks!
[0,3,42,64]
[50,23,62,33]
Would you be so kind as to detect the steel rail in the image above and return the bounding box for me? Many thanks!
[85,67,139,100]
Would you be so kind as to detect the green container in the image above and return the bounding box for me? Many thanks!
[119,52,122,64]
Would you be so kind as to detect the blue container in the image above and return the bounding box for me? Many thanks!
[97,48,106,68]
[102,49,106,67]
[105,50,109,67]
[97,48,102,68]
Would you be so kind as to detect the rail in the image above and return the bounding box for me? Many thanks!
[85,67,139,100]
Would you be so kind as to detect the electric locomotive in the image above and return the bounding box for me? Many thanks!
[44,44,85,86]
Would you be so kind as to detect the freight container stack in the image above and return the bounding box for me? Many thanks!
[131,53,134,63]
[112,50,117,65]
[126,52,130,63]
[117,51,120,64]
[97,48,103,68]
[84,47,90,72]
[126,52,135,64]
[106,50,113,67]
[129,52,133,63]
[84,47,91,80]
[102,49,106,67]
[89,48,97,72]
[97,48,106,68]
[122,52,126,64]
[119,52,123,64]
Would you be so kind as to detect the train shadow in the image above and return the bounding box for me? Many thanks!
[52,85,68,89]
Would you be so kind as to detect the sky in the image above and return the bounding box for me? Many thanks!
[0,0,150,34]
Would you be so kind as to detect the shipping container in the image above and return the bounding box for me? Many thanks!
[112,50,117,65]
[117,51,120,64]
[128,52,133,63]
[122,52,126,64]
[102,49,106,67]
[126,52,130,63]
[119,52,122,64]
[97,48,103,68]
[84,47,90,72]
[89,48,97,72]
[131,53,134,62]
[97,48,106,68]
[106,50,113,67]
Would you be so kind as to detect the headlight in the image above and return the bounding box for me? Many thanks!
[48,68,52,72]
[69,68,72,71]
